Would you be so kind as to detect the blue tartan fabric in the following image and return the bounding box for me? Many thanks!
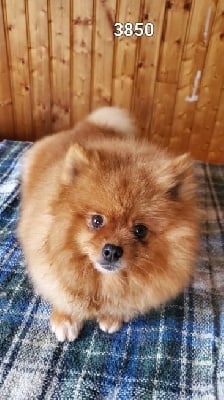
[0,139,224,400]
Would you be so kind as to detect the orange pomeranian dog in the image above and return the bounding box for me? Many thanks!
[18,107,199,341]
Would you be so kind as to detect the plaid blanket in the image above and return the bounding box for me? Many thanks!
[0,139,223,400]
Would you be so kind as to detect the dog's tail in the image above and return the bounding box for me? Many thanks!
[86,106,137,137]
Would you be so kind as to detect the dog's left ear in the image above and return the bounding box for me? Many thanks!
[62,143,98,183]
[172,153,192,176]
[167,153,194,200]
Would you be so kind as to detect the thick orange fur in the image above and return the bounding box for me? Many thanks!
[18,107,199,341]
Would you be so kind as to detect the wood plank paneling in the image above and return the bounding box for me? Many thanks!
[189,0,224,161]
[91,0,117,109]
[4,0,33,140]
[150,82,177,147]
[157,0,191,84]
[71,0,93,124]
[0,0,223,163]
[169,0,218,154]
[28,0,51,138]
[112,0,141,110]
[207,87,224,163]
[133,0,166,138]
[50,0,71,132]
[0,0,14,139]
[150,0,191,146]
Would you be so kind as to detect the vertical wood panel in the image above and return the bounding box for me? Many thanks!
[71,0,93,124]
[0,0,223,163]
[207,87,224,163]
[91,0,116,109]
[0,0,14,138]
[169,0,217,154]
[189,0,224,161]
[28,0,51,138]
[112,0,141,109]
[4,0,33,140]
[133,0,166,138]
[150,0,191,146]
[150,82,176,147]
[157,0,191,84]
[50,0,71,132]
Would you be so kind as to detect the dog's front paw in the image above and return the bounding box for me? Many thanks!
[98,316,123,334]
[50,310,83,342]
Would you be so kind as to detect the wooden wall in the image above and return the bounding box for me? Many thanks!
[0,0,224,163]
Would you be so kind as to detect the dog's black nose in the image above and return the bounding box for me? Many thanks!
[102,244,123,263]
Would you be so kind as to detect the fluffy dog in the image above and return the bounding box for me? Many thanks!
[18,107,199,341]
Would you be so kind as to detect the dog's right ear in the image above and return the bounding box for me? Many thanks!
[62,143,98,183]
[62,144,89,183]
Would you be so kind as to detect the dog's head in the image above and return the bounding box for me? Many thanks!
[52,139,197,278]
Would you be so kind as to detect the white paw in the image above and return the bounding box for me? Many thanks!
[98,319,122,334]
[51,319,80,342]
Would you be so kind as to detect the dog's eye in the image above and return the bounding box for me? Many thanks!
[133,224,148,239]
[90,214,104,230]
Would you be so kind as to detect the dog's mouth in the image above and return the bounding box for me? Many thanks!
[94,261,122,273]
